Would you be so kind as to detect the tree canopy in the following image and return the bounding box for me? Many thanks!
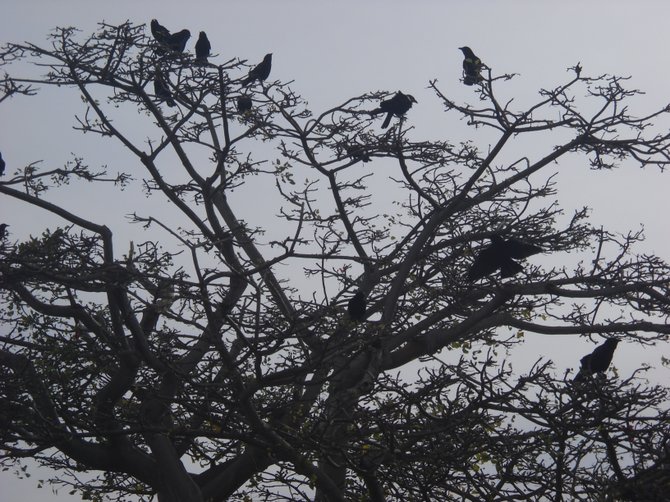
[1,21,669,502]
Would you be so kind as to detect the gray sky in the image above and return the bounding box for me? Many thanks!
[2,1,670,500]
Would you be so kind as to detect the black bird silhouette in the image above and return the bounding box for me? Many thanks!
[574,338,620,381]
[154,71,176,107]
[195,31,211,64]
[0,223,8,240]
[0,151,5,176]
[373,92,417,129]
[347,291,367,322]
[467,235,542,281]
[150,19,170,45]
[345,144,371,163]
[243,53,272,86]
[459,46,483,86]
[237,95,253,114]
[166,29,191,53]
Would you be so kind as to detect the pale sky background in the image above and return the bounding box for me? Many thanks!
[2,1,670,500]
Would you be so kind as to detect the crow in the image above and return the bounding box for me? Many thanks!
[150,19,171,45]
[154,71,176,107]
[345,144,371,163]
[237,95,253,114]
[0,151,5,176]
[467,235,542,281]
[166,29,191,53]
[459,46,483,86]
[243,53,272,86]
[0,223,7,240]
[195,31,211,64]
[574,338,620,381]
[348,291,367,322]
[373,91,417,128]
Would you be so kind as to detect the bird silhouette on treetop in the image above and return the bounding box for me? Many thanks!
[574,338,620,381]
[195,31,211,64]
[373,91,417,129]
[150,19,170,46]
[467,234,542,281]
[459,46,483,86]
[166,29,191,53]
[149,20,190,54]
[243,53,273,86]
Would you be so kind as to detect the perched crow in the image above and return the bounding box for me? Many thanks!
[0,151,5,176]
[195,31,211,64]
[372,91,417,129]
[345,144,371,163]
[0,223,7,240]
[237,95,253,114]
[467,235,542,281]
[348,291,367,322]
[166,29,191,53]
[154,71,176,107]
[574,338,620,381]
[150,19,171,45]
[243,53,272,86]
[459,46,483,86]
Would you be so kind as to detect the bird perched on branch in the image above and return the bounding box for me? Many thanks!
[0,224,8,240]
[348,291,367,322]
[345,144,371,163]
[574,338,620,381]
[154,71,176,107]
[150,20,190,53]
[166,29,191,53]
[467,235,542,281]
[243,53,272,86]
[237,95,253,115]
[0,151,5,176]
[373,91,417,129]
[195,31,211,64]
[150,19,170,46]
[459,46,483,86]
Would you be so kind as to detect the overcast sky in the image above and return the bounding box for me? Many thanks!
[2,1,670,500]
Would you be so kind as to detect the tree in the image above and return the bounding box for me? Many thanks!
[1,22,669,501]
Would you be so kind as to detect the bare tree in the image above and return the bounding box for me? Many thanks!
[1,22,669,502]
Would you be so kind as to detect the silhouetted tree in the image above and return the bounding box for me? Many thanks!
[1,22,669,502]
